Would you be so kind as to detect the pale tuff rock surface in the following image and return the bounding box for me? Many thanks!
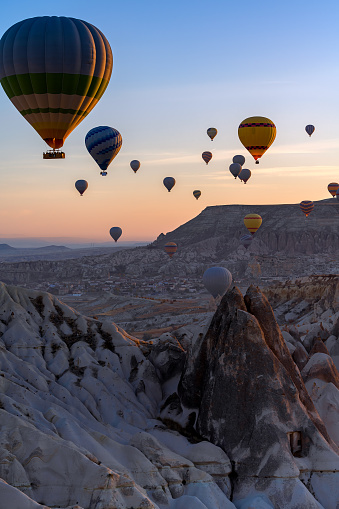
[0,282,233,509]
[0,281,339,508]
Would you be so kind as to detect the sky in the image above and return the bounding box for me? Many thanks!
[0,0,339,244]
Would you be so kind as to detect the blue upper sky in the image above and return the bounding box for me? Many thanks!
[0,0,338,242]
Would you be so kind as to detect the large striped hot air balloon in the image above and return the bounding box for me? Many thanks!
[164,242,177,258]
[244,214,262,235]
[0,16,112,154]
[202,151,212,165]
[305,125,315,137]
[207,127,217,141]
[299,200,314,218]
[202,267,232,298]
[328,182,339,197]
[85,127,122,175]
[238,116,276,164]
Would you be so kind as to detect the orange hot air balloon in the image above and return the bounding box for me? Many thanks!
[238,116,276,164]
[244,214,262,235]
[164,242,177,258]
[328,182,339,197]
[299,201,314,218]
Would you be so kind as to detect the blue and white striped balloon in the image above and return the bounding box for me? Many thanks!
[85,126,122,173]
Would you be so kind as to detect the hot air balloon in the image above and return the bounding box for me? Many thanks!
[75,180,88,196]
[299,201,314,217]
[130,160,140,173]
[202,151,212,165]
[238,116,276,164]
[229,163,242,179]
[233,155,245,166]
[240,234,252,249]
[202,267,232,298]
[244,214,262,235]
[328,182,339,197]
[305,125,315,137]
[193,190,201,200]
[207,128,217,141]
[109,227,122,242]
[0,17,112,157]
[164,242,177,258]
[238,168,251,184]
[163,177,176,192]
[85,127,122,176]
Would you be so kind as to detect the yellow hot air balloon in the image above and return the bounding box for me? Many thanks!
[244,214,262,235]
[0,17,112,156]
[238,116,276,164]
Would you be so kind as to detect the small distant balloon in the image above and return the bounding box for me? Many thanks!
[193,190,201,200]
[202,151,212,165]
[233,155,245,166]
[238,168,251,184]
[164,242,177,258]
[85,126,122,175]
[75,180,88,196]
[229,163,242,179]
[328,182,339,197]
[305,125,315,137]
[240,234,252,249]
[207,128,217,141]
[203,267,233,298]
[163,177,176,192]
[109,227,122,242]
[244,214,262,235]
[299,200,314,217]
[130,160,140,173]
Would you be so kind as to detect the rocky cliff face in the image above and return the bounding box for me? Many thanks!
[0,199,338,285]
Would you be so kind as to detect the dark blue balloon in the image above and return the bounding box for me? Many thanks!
[163,177,176,192]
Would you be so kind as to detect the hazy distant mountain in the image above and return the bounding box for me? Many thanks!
[0,243,15,251]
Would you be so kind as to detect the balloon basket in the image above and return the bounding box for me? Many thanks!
[43,150,65,159]
[100,171,108,176]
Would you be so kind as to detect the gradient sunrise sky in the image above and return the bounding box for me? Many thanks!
[0,0,338,243]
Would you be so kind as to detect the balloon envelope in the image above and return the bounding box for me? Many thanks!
[305,125,315,137]
[130,160,140,173]
[164,242,177,258]
[193,190,201,200]
[238,116,276,163]
[207,127,217,141]
[75,180,88,196]
[85,127,122,172]
[0,16,112,149]
[109,227,122,242]
[229,163,242,178]
[233,155,245,166]
[328,182,339,197]
[299,200,314,217]
[240,234,252,249]
[244,214,262,235]
[202,151,212,164]
[163,177,176,192]
[203,267,232,298]
[238,168,251,183]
